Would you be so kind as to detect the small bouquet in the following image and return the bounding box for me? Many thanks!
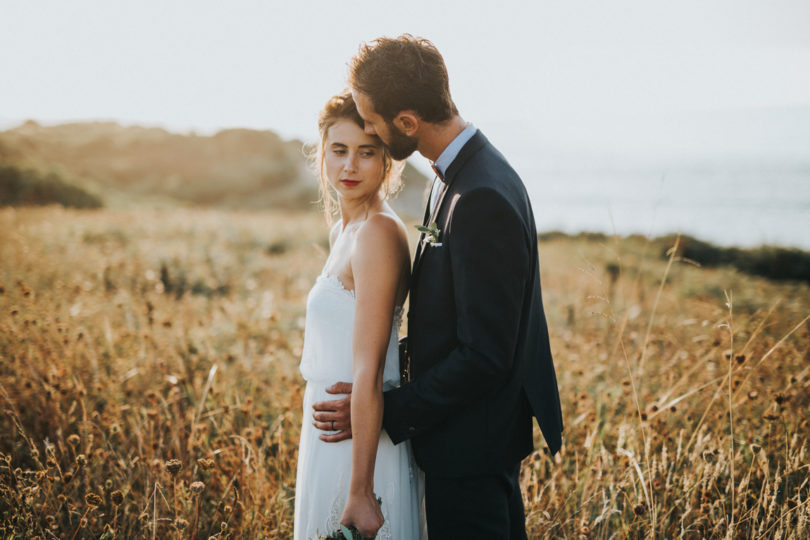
[320,524,376,540]
[317,497,382,540]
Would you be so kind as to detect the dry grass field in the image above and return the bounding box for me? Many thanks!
[1,206,808,539]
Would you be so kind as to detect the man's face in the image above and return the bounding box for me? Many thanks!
[352,89,418,161]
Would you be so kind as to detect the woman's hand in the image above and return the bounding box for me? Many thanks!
[340,492,384,538]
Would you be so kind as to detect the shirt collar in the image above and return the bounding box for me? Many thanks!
[433,123,476,181]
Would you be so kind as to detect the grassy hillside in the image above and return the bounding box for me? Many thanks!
[539,231,810,285]
[0,121,430,214]
[1,207,807,538]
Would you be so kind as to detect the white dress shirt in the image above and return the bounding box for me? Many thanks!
[428,123,476,213]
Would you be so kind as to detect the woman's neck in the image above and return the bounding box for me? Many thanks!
[338,195,382,229]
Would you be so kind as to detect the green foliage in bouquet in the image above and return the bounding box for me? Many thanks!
[318,497,382,540]
[320,524,376,540]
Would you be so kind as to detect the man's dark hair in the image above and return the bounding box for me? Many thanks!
[349,34,458,123]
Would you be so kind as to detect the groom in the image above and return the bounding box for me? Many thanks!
[313,35,563,538]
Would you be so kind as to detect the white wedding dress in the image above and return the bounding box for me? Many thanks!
[294,271,427,540]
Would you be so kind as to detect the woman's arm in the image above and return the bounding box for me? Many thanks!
[339,213,405,536]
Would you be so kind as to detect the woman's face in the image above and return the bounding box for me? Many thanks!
[324,119,385,203]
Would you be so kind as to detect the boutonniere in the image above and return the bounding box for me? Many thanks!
[415,221,441,245]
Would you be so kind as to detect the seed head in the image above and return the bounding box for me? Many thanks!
[633,503,646,516]
[197,457,215,470]
[111,490,124,505]
[84,492,103,506]
[166,459,182,475]
[174,518,189,530]
[67,434,80,447]
[76,454,87,467]
[190,481,205,494]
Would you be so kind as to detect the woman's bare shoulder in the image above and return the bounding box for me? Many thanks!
[356,211,408,251]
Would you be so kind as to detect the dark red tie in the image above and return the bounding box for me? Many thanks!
[431,163,445,182]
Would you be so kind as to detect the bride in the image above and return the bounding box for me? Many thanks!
[293,91,425,539]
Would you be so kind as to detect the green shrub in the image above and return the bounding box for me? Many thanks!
[659,234,810,284]
[0,165,102,208]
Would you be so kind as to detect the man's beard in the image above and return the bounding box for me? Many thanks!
[384,120,418,160]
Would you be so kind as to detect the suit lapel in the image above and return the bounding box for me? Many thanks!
[412,181,449,275]
[411,130,488,282]
[413,179,437,268]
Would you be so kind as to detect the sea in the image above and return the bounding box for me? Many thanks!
[520,168,810,250]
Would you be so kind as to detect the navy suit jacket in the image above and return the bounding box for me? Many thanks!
[382,130,563,477]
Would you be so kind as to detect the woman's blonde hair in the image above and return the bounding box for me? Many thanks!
[312,91,402,223]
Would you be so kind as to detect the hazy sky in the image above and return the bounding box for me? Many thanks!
[2,0,810,163]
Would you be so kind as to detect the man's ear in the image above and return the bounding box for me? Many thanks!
[393,111,420,136]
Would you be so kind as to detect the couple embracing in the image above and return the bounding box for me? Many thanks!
[294,35,563,539]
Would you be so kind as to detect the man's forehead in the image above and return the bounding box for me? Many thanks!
[351,89,375,115]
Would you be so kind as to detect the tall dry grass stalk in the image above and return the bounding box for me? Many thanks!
[0,206,808,538]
